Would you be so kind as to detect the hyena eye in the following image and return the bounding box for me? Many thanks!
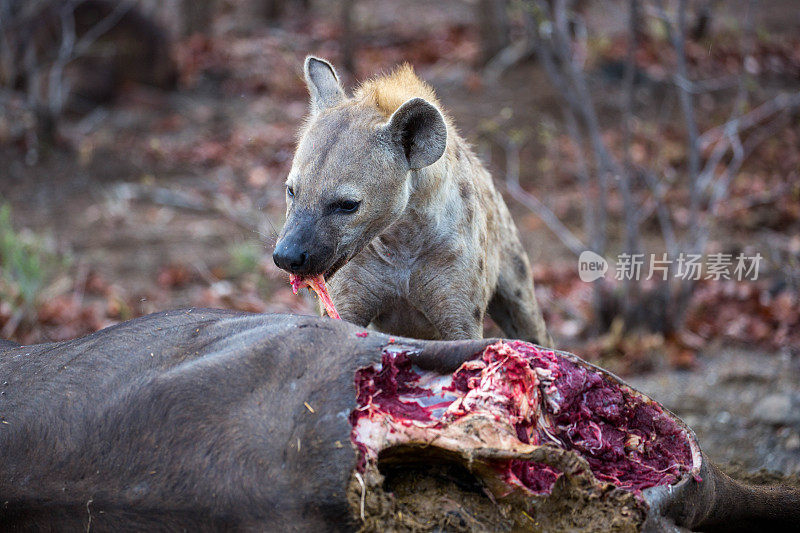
[331,199,360,214]
[286,185,295,198]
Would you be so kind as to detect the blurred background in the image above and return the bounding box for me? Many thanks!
[1,0,798,478]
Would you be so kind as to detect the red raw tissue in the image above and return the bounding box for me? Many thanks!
[288,274,340,319]
[351,341,694,496]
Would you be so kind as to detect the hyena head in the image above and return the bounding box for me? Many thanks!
[273,56,447,278]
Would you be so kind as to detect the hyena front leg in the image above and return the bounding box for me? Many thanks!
[410,268,485,340]
[488,245,553,347]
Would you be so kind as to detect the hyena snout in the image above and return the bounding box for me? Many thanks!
[272,238,311,274]
[273,226,337,277]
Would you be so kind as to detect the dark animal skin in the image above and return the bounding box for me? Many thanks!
[1,309,798,532]
[0,339,19,350]
[0,309,489,532]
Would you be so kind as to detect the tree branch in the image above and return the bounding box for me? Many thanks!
[499,135,587,256]
[73,0,137,59]
[699,91,800,149]
[656,0,702,252]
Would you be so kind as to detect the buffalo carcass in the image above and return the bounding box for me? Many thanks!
[1,309,797,531]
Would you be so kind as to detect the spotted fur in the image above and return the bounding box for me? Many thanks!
[275,57,551,345]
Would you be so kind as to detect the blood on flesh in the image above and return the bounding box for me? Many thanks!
[289,273,340,319]
[351,341,694,496]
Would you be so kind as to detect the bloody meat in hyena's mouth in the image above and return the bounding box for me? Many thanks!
[289,273,341,319]
[351,340,697,497]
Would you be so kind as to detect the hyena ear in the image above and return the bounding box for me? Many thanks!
[304,56,344,114]
[384,98,447,170]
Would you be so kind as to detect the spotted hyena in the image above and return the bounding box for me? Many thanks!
[273,56,551,346]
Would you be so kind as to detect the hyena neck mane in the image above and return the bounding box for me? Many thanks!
[354,64,443,121]
[353,65,464,208]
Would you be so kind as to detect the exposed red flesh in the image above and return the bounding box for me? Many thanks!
[288,274,340,319]
[351,341,695,497]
